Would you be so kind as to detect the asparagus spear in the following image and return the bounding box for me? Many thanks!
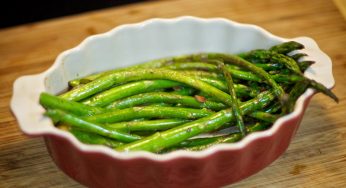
[179,134,242,151]
[290,53,308,61]
[307,78,338,102]
[269,41,304,54]
[40,92,104,116]
[85,106,213,124]
[82,80,182,107]
[70,128,124,148]
[248,111,280,123]
[252,63,283,71]
[193,76,260,96]
[165,62,219,71]
[106,92,226,110]
[218,60,247,137]
[192,59,247,136]
[298,61,315,72]
[239,50,302,74]
[45,109,142,142]
[264,102,282,114]
[105,119,190,132]
[171,122,270,152]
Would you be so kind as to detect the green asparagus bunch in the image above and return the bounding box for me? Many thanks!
[40,41,338,153]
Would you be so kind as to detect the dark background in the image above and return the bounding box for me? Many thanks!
[0,0,146,28]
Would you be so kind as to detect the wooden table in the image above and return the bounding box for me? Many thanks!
[1,0,345,187]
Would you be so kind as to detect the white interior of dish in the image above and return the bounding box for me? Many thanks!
[11,16,335,160]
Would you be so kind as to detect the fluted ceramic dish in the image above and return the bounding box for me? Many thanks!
[11,16,335,188]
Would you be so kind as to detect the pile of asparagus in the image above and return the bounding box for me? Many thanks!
[40,41,338,153]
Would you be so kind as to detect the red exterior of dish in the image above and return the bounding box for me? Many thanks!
[44,96,312,188]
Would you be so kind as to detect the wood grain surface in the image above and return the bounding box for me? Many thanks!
[1,0,345,187]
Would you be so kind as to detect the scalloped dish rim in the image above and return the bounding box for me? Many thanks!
[10,16,335,161]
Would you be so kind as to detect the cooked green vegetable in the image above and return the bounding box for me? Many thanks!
[106,92,226,110]
[85,106,213,124]
[39,41,338,153]
[82,80,182,107]
[60,69,234,105]
[269,41,304,54]
[70,128,124,148]
[218,60,246,137]
[172,52,287,103]
[45,109,141,142]
[105,119,190,132]
[248,111,280,123]
[168,122,270,152]
[116,91,275,152]
[40,92,104,116]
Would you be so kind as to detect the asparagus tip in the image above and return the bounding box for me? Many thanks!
[327,91,339,103]
[308,78,339,103]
